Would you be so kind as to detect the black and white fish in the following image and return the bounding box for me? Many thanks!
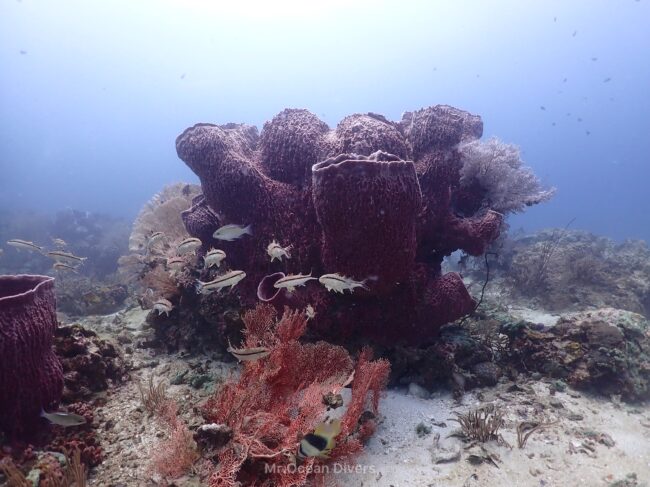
[203,248,226,269]
[298,419,341,459]
[273,272,316,293]
[7,239,43,252]
[196,270,246,294]
[177,237,202,255]
[52,262,78,274]
[227,339,270,362]
[318,273,369,294]
[46,250,87,264]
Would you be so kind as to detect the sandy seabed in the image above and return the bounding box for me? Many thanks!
[68,308,649,487]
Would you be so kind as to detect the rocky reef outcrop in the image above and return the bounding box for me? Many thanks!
[503,308,650,402]
[500,230,650,316]
[175,106,546,345]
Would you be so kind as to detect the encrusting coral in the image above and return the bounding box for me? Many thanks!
[175,105,552,344]
[201,304,390,486]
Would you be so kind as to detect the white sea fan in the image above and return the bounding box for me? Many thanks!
[459,137,555,214]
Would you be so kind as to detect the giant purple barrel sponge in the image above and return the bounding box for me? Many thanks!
[0,274,63,436]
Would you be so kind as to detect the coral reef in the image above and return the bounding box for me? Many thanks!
[0,275,63,436]
[54,324,128,403]
[201,304,390,486]
[503,308,650,402]
[502,230,650,315]
[56,278,128,316]
[175,105,550,344]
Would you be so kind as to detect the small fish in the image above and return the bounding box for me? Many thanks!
[553,16,557,22]
[19,50,27,55]
[177,237,202,255]
[196,270,246,294]
[266,240,292,262]
[305,304,316,321]
[603,77,612,83]
[540,106,546,111]
[51,238,67,248]
[212,224,252,241]
[551,122,556,126]
[7,239,43,252]
[591,57,598,61]
[167,256,185,270]
[273,272,316,293]
[563,78,568,83]
[586,130,591,136]
[572,30,577,37]
[318,273,369,294]
[146,231,165,249]
[53,262,78,274]
[298,419,341,459]
[203,248,226,269]
[153,298,174,316]
[41,410,86,427]
[227,339,270,362]
[577,117,583,122]
[46,250,87,264]
[180,73,186,79]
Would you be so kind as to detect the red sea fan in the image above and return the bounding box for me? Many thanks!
[203,304,390,487]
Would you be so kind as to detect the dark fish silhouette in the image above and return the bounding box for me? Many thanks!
[586,130,591,136]
[563,78,568,83]
[572,30,577,37]
[540,106,546,111]
[591,57,598,61]
[180,73,186,79]
[19,50,27,55]
[577,117,583,122]
[603,77,612,83]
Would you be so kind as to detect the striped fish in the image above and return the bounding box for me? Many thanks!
[273,272,316,293]
[196,270,246,295]
[146,231,165,250]
[46,250,87,264]
[167,256,185,270]
[177,237,202,255]
[227,339,270,362]
[203,248,226,269]
[7,239,43,252]
[53,262,78,274]
[318,273,369,294]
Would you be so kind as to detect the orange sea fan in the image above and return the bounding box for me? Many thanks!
[203,304,390,487]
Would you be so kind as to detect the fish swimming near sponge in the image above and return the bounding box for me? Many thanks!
[41,409,87,427]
